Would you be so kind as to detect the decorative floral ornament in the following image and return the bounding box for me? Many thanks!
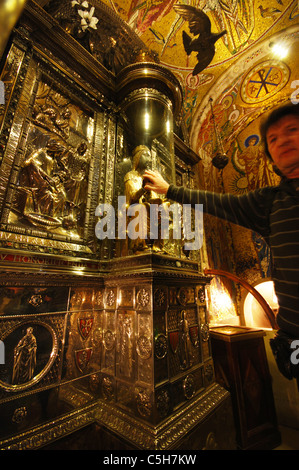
[78,6,99,31]
[71,1,99,32]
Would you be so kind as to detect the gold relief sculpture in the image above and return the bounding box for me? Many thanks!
[89,373,101,394]
[101,308,116,374]
[10,80,92,240]
[105,289,116,308]
[189,324,200,348]
[103,329,115,351]
[177,287,188,305]
[183,374,195,400]
[91,327,103,349]
[118,312,134,378]
[136,314,153,383]
[12,327,37,385]
[75,348,92,373]
[70,290,84,309]
[12,406,28,424]
[177,287,195,305]
[136,389,152,418]
[64,304,101,382]
[0,318,59,392]
[154,334,168,360]
[136,314,152,360]
[177,310,194,370]
[196,286,206,304]
[94,289,104,307]
[136,335,152,360]
[137,358,152,384]
[102,375,114,400]
[154,287,167,308]
[168,306,201,373]
[70,288,94,311]
[33,106,70,139]
[200,323,210,342]
[16,138,89,236]
[204,363,214,383]
[136,287,151,308]
[28,294,43,308]
[18,142,66,223]
[156,389,171,418]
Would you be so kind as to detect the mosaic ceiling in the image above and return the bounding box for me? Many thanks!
[100,0,299,151]
[6,0,299,172]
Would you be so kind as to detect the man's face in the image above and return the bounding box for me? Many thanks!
[266,114,299,177]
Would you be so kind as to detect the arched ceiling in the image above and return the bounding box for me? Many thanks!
[99,0,299,152]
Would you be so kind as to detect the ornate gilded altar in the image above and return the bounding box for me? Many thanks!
[0,0,235,450]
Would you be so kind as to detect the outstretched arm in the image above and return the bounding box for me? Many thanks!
[143,169,273,238]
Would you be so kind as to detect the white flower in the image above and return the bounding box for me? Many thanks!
[78,6,99,31]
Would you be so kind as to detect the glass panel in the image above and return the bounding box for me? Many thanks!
[118,88,175,187]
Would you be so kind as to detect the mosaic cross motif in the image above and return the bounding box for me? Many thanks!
[241,60,289,104]
[248,66,280,98]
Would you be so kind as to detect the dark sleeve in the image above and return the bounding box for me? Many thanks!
[167,184,276,238]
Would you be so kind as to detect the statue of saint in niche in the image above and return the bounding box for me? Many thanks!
[124,145,172,254]
[12,327,37,385]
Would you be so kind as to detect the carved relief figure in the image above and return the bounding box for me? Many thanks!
[16,137,89,234]
[12,327,37,384]
[63,141,89,205]
[33,103,72,141]
[178,310,193,370]
[33,107,58,134]
[119,315,133,378]
[18,140,68,225]
[60,141,90,230]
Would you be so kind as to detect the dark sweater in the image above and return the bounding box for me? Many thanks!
[167,179,299,337]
